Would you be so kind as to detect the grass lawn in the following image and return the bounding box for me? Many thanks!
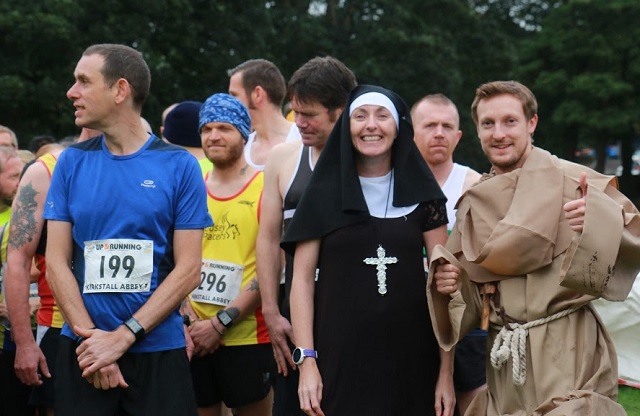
[619,385,640,415]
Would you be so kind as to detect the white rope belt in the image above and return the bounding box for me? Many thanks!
[489,305,582,386]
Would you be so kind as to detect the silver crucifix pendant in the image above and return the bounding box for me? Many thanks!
[363,244,398,295]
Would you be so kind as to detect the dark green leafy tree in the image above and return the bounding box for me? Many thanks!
[1,0,528,174]
[468,0,562,32]
[517,0,640,182]
[0,0,82,144]
[266,0,525,172]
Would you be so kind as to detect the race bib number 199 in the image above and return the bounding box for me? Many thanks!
[83,239,153,293]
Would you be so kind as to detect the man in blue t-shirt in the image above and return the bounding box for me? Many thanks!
[43,43,212,416]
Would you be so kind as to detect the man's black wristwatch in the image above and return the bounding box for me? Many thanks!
[216,309,234,329]
[123,317,146,342]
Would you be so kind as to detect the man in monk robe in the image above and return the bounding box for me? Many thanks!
[429,80,640,415]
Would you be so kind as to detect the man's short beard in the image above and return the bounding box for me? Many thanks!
[209,157,235,169]
[490,156,520,172]
[207,142,244,169]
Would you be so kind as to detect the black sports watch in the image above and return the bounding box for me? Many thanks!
[123,317,146,342]
[292,347,318,365]
[216,309,234,329]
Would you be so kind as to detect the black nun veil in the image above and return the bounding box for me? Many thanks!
[281,84,445,254]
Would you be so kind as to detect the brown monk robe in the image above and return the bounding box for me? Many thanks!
[428,147,640,415]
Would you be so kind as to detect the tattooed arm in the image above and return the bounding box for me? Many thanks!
[220,278,262,325]
[4,160,55,385]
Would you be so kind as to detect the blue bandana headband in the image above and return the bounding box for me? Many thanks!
[199,93,251,141]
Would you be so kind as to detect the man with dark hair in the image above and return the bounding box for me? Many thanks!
[44,43,211,416]
[228,59,300,170]
[256,56,356,416]
[430,80,640,415]
[81,44,151,109]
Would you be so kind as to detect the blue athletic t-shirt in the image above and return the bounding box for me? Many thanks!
[43,134,213,352]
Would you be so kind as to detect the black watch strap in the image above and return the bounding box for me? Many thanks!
[216,309,234,329]
[123,317,146,342]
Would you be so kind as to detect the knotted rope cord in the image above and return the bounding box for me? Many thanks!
[489,305,582,386]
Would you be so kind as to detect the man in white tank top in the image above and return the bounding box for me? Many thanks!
[412,93,484,416]
[412,94,481,216]
[228,59,301,171]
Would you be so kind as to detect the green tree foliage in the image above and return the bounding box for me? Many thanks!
[469,0,562,32]
[0,0,529,174]
[242,0,522,172]
[0,0,283,142]
[517,0,640,178]
[0,0,82,142]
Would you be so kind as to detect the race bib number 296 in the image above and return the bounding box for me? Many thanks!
[83,239,153,293]
[190,259,243,306]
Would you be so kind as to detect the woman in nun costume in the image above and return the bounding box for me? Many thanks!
[282,85,455,416]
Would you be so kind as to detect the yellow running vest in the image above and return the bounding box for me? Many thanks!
[190,171,269,346]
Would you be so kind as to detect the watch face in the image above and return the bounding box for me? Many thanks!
[125,318,143,334]
[124,317,145,341]
[292,348,316,364]
[292,348,303,364]
[217,310,233,327]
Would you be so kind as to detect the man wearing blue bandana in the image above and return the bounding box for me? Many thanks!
[182,93,275,415]
[44,44,212,416]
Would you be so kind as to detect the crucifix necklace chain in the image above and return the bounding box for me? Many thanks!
[362,170,397,295]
